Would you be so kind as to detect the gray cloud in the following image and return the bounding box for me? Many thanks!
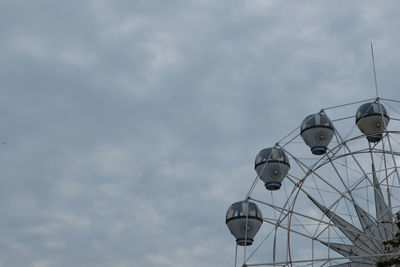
[1,0,400,266]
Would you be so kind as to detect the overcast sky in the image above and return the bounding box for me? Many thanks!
[1,1,400,266]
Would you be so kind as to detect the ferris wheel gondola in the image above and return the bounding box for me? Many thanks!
[356,101,390,143]
[255,147,290,191]
[300,110,334,155]
[226,201,263,246]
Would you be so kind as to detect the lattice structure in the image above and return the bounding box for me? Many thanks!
[227,97,400,267]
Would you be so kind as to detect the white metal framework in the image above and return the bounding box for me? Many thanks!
[235,97,400,267]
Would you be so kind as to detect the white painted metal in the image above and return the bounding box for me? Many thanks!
[231,97,400,267]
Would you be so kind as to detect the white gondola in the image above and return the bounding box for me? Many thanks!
[225,201,263,246]
[255,147,290,190]
[356,101,390,142]
[300,110,334,155]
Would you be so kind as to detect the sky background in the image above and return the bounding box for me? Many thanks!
[1,1,400,266]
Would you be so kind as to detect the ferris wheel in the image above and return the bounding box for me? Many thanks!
[225,96,400,267]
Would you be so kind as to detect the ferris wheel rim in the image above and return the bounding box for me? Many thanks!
[283,131,400,266]
[230,97,400,267]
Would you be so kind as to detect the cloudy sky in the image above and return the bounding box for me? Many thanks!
[1,1,400,266]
